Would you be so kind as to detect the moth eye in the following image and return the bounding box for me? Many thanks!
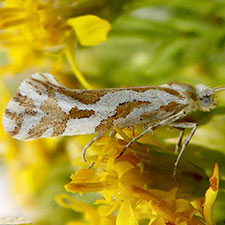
[202,96,211,106]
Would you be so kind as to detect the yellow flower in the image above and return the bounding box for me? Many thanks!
[68,15,111,47]
[63,130,219,224]
[0,0,111,88]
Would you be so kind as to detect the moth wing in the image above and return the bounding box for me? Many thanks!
[2,73,97,140]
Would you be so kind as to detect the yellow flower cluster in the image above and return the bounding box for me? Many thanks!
[58,133,219,225]
[0,0,111,88]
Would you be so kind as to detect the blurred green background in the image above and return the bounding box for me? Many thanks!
[76,0,225,88]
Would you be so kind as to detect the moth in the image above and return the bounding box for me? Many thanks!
[2,73,225,176]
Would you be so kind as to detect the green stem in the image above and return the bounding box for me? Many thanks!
[65,42,92,89]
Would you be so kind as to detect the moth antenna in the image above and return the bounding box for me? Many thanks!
[214,86,225,93]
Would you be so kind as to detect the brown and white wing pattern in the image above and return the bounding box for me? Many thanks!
[2,73,190,140]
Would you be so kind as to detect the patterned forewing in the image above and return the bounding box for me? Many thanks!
[2,73,188,140]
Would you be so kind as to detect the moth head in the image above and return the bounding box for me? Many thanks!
[196,84,225,111]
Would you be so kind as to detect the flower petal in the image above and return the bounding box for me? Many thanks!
[114,161,134,179]
[70,169,99,182]
[203,163,219,225]
[116,201,139,225]
[97,201,120,217]
[150,217,166,225]
[65,181,106,193]
[67,15,111,46]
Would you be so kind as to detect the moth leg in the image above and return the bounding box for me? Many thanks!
[117,110,186,158]
[170,122,198,178]
[87,161,95,169]
[175,128,185,154]
[82,132,106,162]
